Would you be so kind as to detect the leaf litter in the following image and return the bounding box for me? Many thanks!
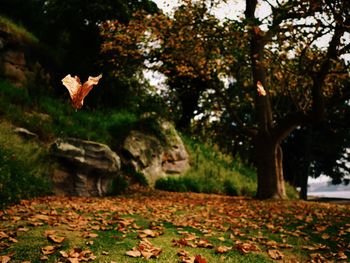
[0,190,349,262]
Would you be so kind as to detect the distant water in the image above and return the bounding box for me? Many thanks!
[308,175,350,199]
[308,191,350,199]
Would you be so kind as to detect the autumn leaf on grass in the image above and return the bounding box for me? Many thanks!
[62,74,102,109]
[41,245,56,255]
[82,231,98,238]
[138,229,161,238]
[196,239,214,248]
[215,246,232,254]
[235,241,261,254]
[194,255,207,263]
[45,230,65,244]
[178,250,195,263]
[60,248,96,262]
[126,238,162,259]
[0,255,11,263]
[0,231,9,240]
[48,234,65,244]
[125,248,142,258]
[0,252,14,263]
[337,251,348,260]
[268,249,284,260]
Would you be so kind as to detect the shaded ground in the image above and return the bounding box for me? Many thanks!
[0,190,349,262]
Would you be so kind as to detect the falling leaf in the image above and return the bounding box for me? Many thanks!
[256,81,266,96]
[268,249,284,260]
[61,74,102,109]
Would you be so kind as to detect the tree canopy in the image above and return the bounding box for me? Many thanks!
[101,0,350,199]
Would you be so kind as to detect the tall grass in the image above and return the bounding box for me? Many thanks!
[0,121,51,209]
[155,137,257,197]
[0,79,140,145]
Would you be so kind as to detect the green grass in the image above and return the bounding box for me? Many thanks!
[0,121,51,208]
[1,192,348,262]
[0,16,39,44]
[155,138,258,197]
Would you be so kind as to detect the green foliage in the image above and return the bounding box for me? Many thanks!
[0,123,51,209]
[156,137,257,197]
[0,16,38,43]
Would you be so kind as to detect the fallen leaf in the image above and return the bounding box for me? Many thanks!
[41,245,56,255]
[138,229,158,238]
[321,233,330,240]
[194,255,207,263]
[338,251,347,260]
[40,255,48,261]
[268,249,284,260]
[236,242,260,254]
[215,246,232,254]
[0,232,9,240]
[47,234,65,244]
[0,255,11,263]
[125,248,142,258]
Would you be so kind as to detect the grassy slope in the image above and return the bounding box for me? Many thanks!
[0,77,277,203]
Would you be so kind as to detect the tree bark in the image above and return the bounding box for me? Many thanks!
[255,136,286,199]
[245,0,286,199]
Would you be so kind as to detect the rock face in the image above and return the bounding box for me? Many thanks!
[0,19,50,87]
[50,138,121,197]
[122,120,190,186]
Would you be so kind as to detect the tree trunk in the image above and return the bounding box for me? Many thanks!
[255,136,286,199]
[299,165,309,200]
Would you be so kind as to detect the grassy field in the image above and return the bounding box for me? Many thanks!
[0,190,349,263]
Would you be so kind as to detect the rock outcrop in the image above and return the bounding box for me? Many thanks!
[0,18,50,87]
[50,138,121,197]
[122,120,189,186]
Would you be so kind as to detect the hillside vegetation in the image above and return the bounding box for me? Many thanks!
[0,77,291,208]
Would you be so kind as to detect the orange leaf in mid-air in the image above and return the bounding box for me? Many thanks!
[61,74,102,109]
[256,81,266,96]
